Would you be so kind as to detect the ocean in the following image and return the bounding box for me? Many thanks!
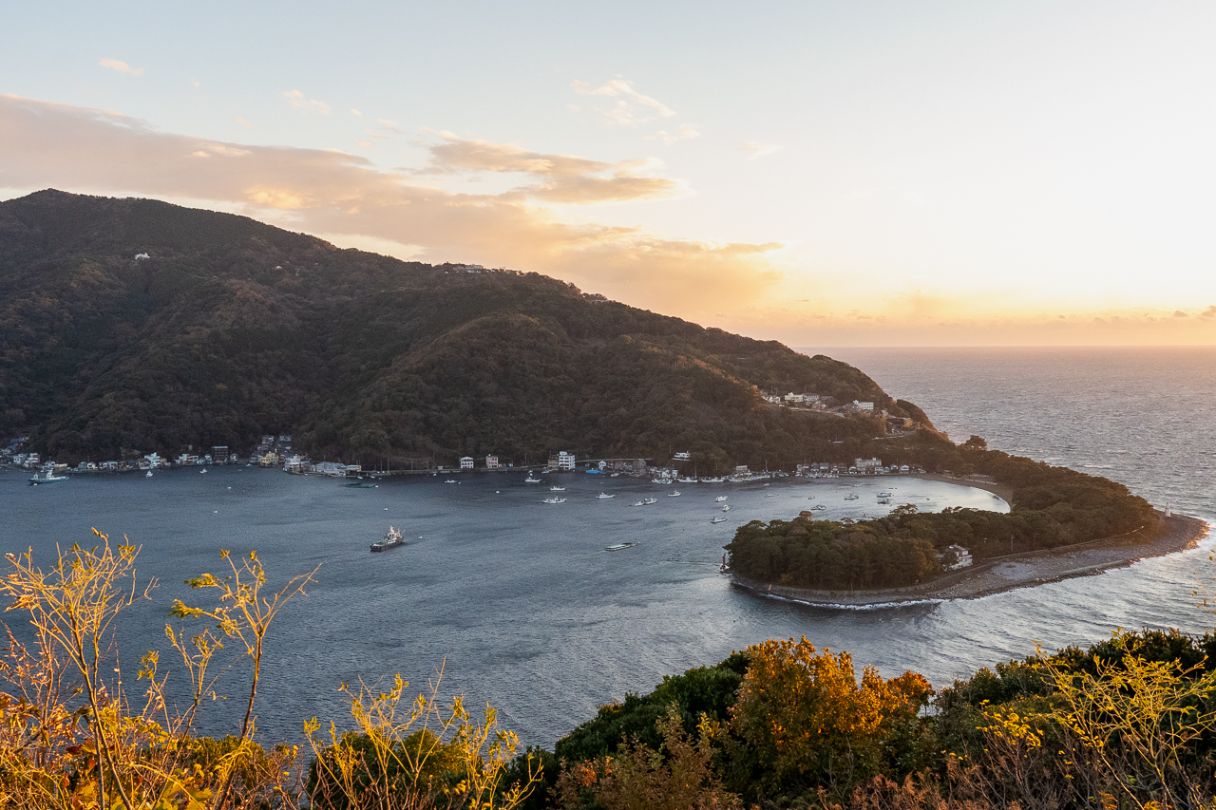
[1,346,1213,747]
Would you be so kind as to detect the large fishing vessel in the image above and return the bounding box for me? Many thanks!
[370,526,405,552]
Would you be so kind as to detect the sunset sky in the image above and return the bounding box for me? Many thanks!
[3,2,1216,345]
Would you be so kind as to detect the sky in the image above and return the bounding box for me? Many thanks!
[3,1,1216,346]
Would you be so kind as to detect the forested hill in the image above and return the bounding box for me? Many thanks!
[0,190,932,467]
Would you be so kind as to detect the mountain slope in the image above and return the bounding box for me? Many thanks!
[0,190,933,468]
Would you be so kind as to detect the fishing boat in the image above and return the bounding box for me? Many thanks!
[714,495,728,502]
[710,516,727,524]
[444,479,459,484]
[28,464,68,485]
[370,526,405,552]
[844,493,859,501]
[719,554,730,573]
[667,490,681,497]
[542,496,567,504]
[720,504,732,512]
[811,504,827,511]
[549,486,566,492]
[630,500,646,507]
[145,470,154,478]
[642,497,658,505]
[524,474,541,484]
[597,492,616,499]
[605,542,638,552]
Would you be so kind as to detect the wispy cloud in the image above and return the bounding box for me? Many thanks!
[571,78,675,126]
[421,133,675,204]
[740,140,782,160]
[0,94,780,317]
[646,124,701,144]
[282,89,331,115]
[98,57,143,77]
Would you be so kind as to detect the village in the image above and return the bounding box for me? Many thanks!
[2,390,927,483]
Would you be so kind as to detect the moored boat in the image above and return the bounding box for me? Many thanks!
[605,542,638,551]
[28,464,68,485]
[370,526,405,552]
[597,492,616,499]
[542,496,567,504]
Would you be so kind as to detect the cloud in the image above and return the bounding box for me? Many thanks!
[232,115,253,128]
[0,94,779,317]
[740,141,782,160]
[1201,305,1216,319]
[646,124,701,144]
[282,89,331,115]
[421,133,675,204]
[1173,309,1189,318]
[99,58,143,77]
[571,78,676,126]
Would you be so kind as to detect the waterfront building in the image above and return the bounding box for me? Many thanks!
[854,457,882,472]
[557,450,576,471]
[211,445,230,463]
[485,454,499,470]
[460,456,474,470]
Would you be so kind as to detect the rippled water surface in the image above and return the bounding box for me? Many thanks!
[3,347,1214,746]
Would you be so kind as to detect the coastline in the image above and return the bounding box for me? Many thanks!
[731,511,1210,608]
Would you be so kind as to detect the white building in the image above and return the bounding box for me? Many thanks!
[854,457,883,472]
[673,451,691,461]
[460,456,474,470]
[485,454,500,470]
[557,450,576,471]
[851,400,876,413]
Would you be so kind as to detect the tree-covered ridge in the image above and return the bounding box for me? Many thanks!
[0,190,925,467]
[726,444,1157,590]
[542,629,1216,809]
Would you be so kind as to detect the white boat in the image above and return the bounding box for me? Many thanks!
[630,500,646,507]
[370,526,405,552]
[710,516,727,524]
[720,504,732,512]
[642,497,658,505]
[877,491,892,498]
[549,486,566,492]
[28,464,68,485]
[444,479,458,484]
[597,492,616,499]
[605,542,637,552]
[145,470,153,478]
[200,469,207,474]
[844,493,859,501]
[668,490,681,497]
[542,496,567,504]
[811,504,827,511]
[524,475,541,484]
[714,495,728,502]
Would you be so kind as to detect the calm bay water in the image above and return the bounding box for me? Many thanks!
[2,346,1214,747]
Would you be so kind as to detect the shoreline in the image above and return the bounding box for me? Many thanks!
[731,511,1211,608]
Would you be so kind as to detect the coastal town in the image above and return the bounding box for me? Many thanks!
[1,389,928,484]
